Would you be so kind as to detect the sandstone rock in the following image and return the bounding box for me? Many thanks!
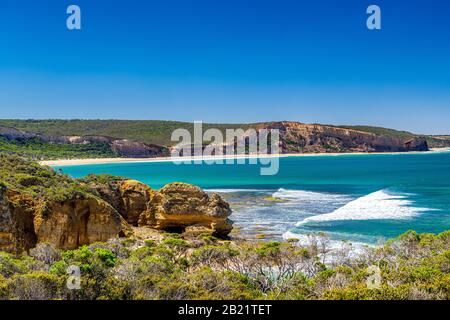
[84,179,232,236]
[142,182,233,237]
[118,180,155,226]
[226,122,430,154]
[34,198,130,250]
[0,125,169,159]
[0,186,16,252]
[88,178,155,226]
[0,189,37,253]
[111,140,169,158]
[90,179,233,238]
[1,174,233,253]
[0,187,131,252]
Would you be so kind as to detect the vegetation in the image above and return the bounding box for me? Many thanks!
[0,119,253,147]
[1,119,449,149]
[0,154,448,300]
[339,125,450,148]
[0,136,117,160]
[0,230,448,300]
[0,153,94,201]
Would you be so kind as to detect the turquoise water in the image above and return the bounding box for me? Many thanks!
[54,151,450,245]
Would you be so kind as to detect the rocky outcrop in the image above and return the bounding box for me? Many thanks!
[90,179,233,237]
[34,198,130,250]
[0,122,433,159]
[404,137,428,151]
[0,152,233,253]
[0,186,16,252]
[111,140,168,158]
[142,182,233,237]
[0,188,131,253]
[249,122,429,153]
[0,125,169,158]
[90,179,155,226]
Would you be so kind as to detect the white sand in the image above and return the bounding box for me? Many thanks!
[39,148,450,167]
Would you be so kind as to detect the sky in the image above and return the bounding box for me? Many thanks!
[0,0,449,134]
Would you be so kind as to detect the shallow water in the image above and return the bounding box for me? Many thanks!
[54,151,450,245]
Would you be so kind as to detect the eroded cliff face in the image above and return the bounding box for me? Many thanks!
[255,122,429,153]
[91,180,233,238]
[0,187,16,252]
[34,199,130,250]
[0,178,233,253]
[0,188,131,253]
[89,179,155,226]
[143,182,233,237]
[0,126,169,158]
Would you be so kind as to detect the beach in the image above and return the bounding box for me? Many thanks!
[40,148,450,166]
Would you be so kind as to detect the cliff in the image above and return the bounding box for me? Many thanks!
[0,125,169,158]
[85,177,232,237]
[0,155,233,253]
[259,122,429,153]
[0,120,434,160]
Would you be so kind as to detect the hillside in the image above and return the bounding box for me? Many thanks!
[0,119,448,160]
[340,125,450,148]
[0,119,253,147]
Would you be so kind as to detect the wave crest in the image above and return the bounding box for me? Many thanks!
[272,188,349,201]
[296,189,430,226]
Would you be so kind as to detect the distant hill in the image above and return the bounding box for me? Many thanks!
[340,125,450,148]
[339,125,416,139]
[0,119,448,160]
[0,119,252,146]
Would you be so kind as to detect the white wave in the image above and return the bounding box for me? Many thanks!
[205,188,269,193]
[296,189,430,226]
[272,188,349,201]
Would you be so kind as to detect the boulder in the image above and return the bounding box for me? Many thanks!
[119,180,155,226]
[142,182,233,237]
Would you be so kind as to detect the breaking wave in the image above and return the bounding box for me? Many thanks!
[296,189,431,226]
[205,188,269,193]
[272,188,350,201]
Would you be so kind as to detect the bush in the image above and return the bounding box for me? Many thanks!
[9,271,64,300]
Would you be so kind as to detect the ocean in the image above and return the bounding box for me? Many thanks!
[53,151,450,246]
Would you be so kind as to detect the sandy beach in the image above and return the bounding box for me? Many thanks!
[40,148,450,166]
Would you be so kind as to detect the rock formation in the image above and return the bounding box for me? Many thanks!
[90,179,233,238]
[142,182,233,237]
[234,122,429,153]
[0,122,435,159]
[0,187,131,253]
[0,173,233,253]
[0,125,169,158]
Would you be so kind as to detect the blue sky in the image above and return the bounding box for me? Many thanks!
[0,0,449,134]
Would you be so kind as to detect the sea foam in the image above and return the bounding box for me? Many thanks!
[205,188,269,193]
[272,188,350,201]
[295,189,430,226]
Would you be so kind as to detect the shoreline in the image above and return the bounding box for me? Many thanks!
[40,148,450,167]
[39,148,450,166]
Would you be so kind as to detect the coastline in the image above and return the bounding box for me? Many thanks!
[40,148,450,167]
